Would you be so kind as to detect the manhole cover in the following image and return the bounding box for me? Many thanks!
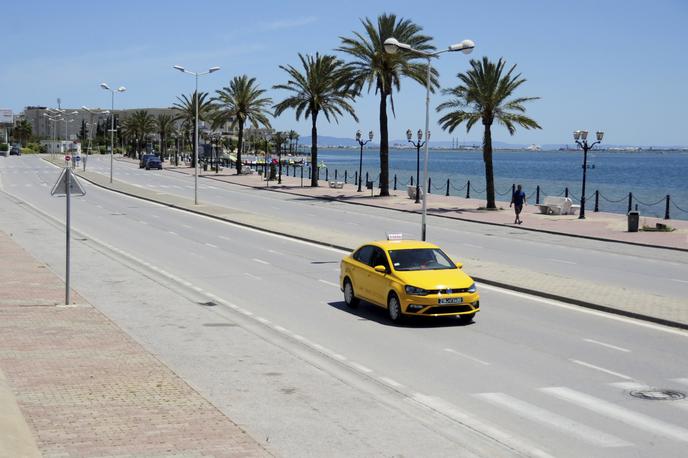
[630,389,685,401]
[198,301,217,307]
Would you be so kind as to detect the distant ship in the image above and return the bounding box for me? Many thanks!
[526,144,542,152]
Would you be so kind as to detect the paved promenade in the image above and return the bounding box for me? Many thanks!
[0,231,269,457]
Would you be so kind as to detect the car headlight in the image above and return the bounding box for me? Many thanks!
[468,283,476,293]
[405,285,429,296]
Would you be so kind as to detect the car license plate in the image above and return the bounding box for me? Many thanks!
[438,297,463,304]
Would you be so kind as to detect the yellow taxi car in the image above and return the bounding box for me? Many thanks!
[340,236,479,323]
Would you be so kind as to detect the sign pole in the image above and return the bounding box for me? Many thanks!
[65,167,71,305]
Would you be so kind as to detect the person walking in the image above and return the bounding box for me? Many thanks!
[510,184,527,224]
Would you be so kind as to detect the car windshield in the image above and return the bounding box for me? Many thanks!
[387,248,456,271]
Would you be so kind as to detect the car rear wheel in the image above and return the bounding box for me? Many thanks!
[343,279,359,308]
[388,293,402,323]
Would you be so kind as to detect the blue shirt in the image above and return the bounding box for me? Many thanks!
[512,190,526,206]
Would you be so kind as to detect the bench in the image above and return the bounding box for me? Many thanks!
[536,196,577,215]
[407,185,424,200]
[329,181,344,189]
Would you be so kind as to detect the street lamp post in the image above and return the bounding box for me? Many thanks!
[407,128,427,204]
[384,37,474,241]
[573,130,604,219]
[82,107,109,166]
[355,130,374,192]
[173,64,221,205]
[100,83,126,183]
[43,113,61,158]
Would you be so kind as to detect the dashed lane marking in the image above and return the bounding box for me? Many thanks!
[444,348,491,366]
[569,359,634,380]
[252,258,270,265]
[583,338,631,353]
[318,279,339,288]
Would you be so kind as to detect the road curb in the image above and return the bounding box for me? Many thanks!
[69,166,688,332]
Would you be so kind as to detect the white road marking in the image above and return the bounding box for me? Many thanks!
[378,377,404,389]
[181,224,192,229]
[205,243,218,248]
[474,392,631,448]
[274,325,287,332]
[267,249,282,255]
[670,278,688,284]
[318,279,339,288]
[411,393,553,458]
[570,359,634,380]
[583,338,631,353]
[255,316,270,325]
[672,378,688,386]
[609,381,646,390]
[444,348,490,366]
[541,387,688,442]
[479,283,688,338]
[349,362,373,373]
[138,220,148,225]
[168,231,178,236]
[218,235,231,241]
[244,273,261,280]
[252,258,269,265]
[546,258,576,265]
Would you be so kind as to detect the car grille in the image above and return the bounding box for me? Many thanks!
[427,287,472,295]
[423,305,475,315]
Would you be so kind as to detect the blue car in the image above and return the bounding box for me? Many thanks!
[145,157,162,170]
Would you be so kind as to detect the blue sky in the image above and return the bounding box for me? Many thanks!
[2,0,687,145]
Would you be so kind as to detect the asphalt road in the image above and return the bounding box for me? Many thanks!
[2,155,688,457]
[82,155,688,300]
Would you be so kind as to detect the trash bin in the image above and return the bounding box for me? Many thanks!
[627,211,640,232]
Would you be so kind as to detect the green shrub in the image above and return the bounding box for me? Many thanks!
[0,143,8,151]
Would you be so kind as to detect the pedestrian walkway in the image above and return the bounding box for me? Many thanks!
[0,231,269,457]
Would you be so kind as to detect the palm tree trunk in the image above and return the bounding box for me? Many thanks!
[378,91,389,196]
[236,120,244,174]
[310,112,318,187]
[482,122,496,209]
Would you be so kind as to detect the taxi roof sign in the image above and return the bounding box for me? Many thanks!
[51,168,86,197]
[386,233,403,241]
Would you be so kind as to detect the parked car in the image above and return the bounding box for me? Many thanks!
[340,235,479,323]
[10,145,21,156]
[139,154,157,168]
[145,156,162,170]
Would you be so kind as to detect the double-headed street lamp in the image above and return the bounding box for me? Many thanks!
[173,64,221,205]
[100,83,126,183]
[573,130,604,219]
[82,106,109,166]
[355,129,374,192]
[43,112,62,157]
[407,128,428,204]
[384,37,474,241]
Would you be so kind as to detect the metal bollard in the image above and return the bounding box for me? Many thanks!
[345,170,348,184]
[536,185,540,204]
[325,169,329,181]
[446,178,450,196]
[300,166,304,187]
[394,174,397,190]
[594,190,600,212]
[665,195,670,219]
[410,176,414,186]
[334,169,338,180]
[428,177,432,194]
[365,172,369,184]
[512,183,515,196]
[466,180,470,199]
[627,192,633,213]
[565,187,569,198]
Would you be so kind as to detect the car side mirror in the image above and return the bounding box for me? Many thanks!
[374,265,387,273]
[454,260,463,269]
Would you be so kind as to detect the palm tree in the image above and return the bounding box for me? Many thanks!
[173,91,215,167]
[287,129,299,155]
[338,14,437,196]
[213,75,273,175]
[156,113,176,161]
[13,119,32,146]
[273,53,358,186]
[437,57,541,209]
[122,110,156,158]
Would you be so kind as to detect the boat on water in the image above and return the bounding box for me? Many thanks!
[526,144,542,152]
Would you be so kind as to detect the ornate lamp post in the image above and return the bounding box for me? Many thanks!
[385,37,474,240]
[407,128,428,204]
[573,130,604,219]
[355,129,374,192]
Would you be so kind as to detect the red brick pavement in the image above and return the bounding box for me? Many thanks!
[0,231,269,457]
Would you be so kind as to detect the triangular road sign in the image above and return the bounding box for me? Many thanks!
[51,168,86,196]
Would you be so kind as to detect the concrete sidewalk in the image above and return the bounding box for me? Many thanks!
[63,158,688,329]
[0,230,269,457]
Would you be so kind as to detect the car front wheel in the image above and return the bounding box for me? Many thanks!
[343,279,359,308]
[388,293,402,323]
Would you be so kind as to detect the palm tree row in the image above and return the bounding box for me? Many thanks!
[161,13,540,208]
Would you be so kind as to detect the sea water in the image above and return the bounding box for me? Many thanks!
[313,149,688,220]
